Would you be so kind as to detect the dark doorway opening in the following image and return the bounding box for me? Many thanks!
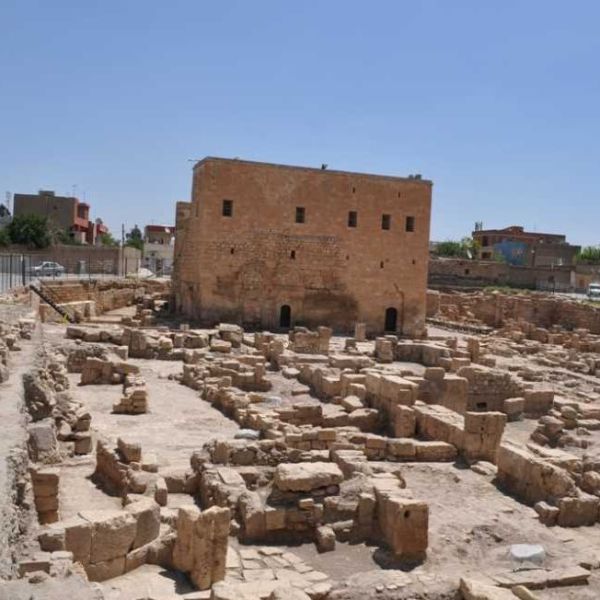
[384,307,398,332]
[279,305,291,329]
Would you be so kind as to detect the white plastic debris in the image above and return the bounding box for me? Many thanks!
[234,429,260,440]
[510,544,545,565]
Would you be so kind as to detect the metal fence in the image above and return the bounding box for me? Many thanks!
[0,253,143,294]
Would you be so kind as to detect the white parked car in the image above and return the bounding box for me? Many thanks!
[587,283,600,301]
[31,261,66,277]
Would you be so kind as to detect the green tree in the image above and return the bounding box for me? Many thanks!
[54,228,82,245]
[578,246,600,264]
[7,214,51,249]
[435,238,479,259]
[125,225,144,251]
[0,227,10,247]
[99,232,119,247]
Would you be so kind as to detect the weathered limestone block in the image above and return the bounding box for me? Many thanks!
[354,322,367,342]
[496,441,576,506]
[217,323,244,348]
[503,397,525,421]
[27,419,59,463]
[173,505,230,590]
[373,476,428,561]
[117,437,142,463]
[23,371,56,422]
[239,491,266,541]
[557,493,599,527]
[124,498,160,549]
[31,466,60,524]
[63,516,92,565]
[211,338,232,354]
[347,408,379,432]
[113,375,148,414]
[274,463,343,493]
[172,505,200,572]
[394,405,416,438]
[316,525,335,553]
[341,395,364,412]
[523,388,554,417]
[534,501,559,526]
[80,357,139,385]
[374,338,394,363]
[460,578,515,600]
[80,509,137,565]
[414,440,457,462]
[463,411,507,463]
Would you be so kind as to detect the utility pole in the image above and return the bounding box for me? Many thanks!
[121,224,125,276]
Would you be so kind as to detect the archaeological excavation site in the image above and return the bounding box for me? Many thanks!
[1,160,600,600]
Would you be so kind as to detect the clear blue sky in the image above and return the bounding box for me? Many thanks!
[1,1,599,245]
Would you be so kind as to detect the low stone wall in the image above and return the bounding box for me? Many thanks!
[41,278,170,315]
[415,404,507,463]
[434,289,600,334]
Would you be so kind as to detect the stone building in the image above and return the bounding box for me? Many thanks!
[173,157,432,336]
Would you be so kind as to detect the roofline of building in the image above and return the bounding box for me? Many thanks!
[192,156,433,186]
[473,228,567,239]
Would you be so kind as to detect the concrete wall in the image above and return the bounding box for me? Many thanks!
[0,245,141,275]
[173,158,432,336]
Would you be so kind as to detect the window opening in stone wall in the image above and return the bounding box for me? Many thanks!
[380,261,384,269]
[348,211,357,228]
[222,199,233,217]
[382,214,391,230]
[295,206,305,223]
[230,248,235,255]
[290,250,296,260]
[405,216,415,232]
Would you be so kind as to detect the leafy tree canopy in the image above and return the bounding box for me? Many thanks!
[7,214,51,249]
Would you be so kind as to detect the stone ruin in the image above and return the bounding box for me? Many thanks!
[4,290,600,599]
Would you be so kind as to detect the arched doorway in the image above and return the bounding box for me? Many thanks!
[384,307,398,332]
[279,305,291,329]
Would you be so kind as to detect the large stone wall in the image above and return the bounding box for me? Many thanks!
[173,157,432,336]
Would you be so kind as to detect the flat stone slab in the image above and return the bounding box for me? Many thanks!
[274,462,343,492]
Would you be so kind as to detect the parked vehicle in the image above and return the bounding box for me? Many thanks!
[587,283,600,300]
[30,261,66,277]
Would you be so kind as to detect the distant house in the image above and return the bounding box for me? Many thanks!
[472,225,580,267]
[143,225,174,275]
[13,190,108,244]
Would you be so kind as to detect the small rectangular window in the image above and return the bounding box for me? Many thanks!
[348,211,357,228]
[406,216,415,232]
[382,214,391,230]
[222,199,233,217]
[295,206,305,224]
